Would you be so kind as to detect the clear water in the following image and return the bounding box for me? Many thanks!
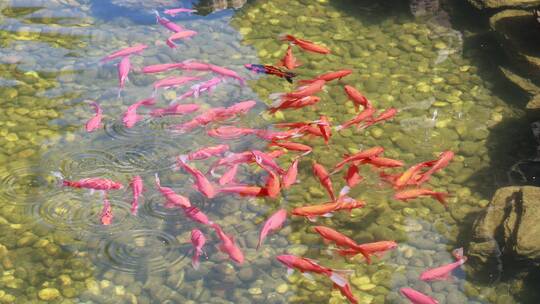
[0,0,537,303]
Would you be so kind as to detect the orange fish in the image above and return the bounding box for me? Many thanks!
[345,164,363,188]
[335,106,375,131]
[218,164,239,185]
[394,188,449,206]
[299,69,352,84]
[278,45,302,70]
[312,161,335,201]
[280,34,331,54]
[282,157,300,189]
[344,85,372,111]
[291,196,366,219]
[176,157,216,198]
[362,108,397,129]
[269,141,312,154]
[316,115,331,145]
[359,157,404,168]
[219,185,264,197]
[337,241,398,264]
[332,146,385,173]
[393,161,436,189]
[415,151,454,186]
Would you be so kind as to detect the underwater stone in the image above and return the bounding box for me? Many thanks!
[38,288,61,301]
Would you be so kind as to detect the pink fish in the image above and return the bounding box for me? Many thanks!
[177,77,224,100]
[100,196,113,225]
[170,108,226,132]
[190,229,206,269]
[400,288,438,304]
[218,164,239,185]
[183,206,212,225]
[211,223,244,264]
[208,64,245,85]
[270,79,326,100]
[129,176,144,215]
[177,60,212,71]
[257,209,287,249]
[176,157,216,198]
[166,30,198,49]
[155,173,191,208]
[85,101,103,132]
[153,76,200,92]
[420,248,467,281]
[154,10,184,32]
[122,97,156,128]
[141,63,182,74]
[54,172,123,191]
[149,103,200,117]
[117,56,131,93]
[252,150,285,174]
[164,8,197,16]
[100,44,147,63]
[183,145,230,161]
[282,157,300,189]
[207,126,257,139]
[223,100,257,116]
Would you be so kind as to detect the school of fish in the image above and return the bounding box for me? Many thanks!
[57,7,465,304]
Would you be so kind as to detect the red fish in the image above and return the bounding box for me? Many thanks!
[337,241,398,264]
[420,247,467,281]
[345,164,363,188]
[252,150,285,174]
[269,141,312,154]
[262,169,281,198]
[218,164,239,185]
[154,173,191,208]
[117,56,131,92]
[415,151,454,186]
[122,97,156,128]
[211,223,244,264]
[269,96,321,113]
[100,44,147,63]
[313,226,364,251]
[282,156,300,189]
[276,255,348,286]
[333,282,358,304]
[129,175,144,215]
[393,161,436,189]
[207,126,256,140]
[312,162,335,201]
[184,145,230,162]
[257,209,287,249]
[316,115,331,145]
[394,188,449,206]
[57,174,123,191]
[278,45,302,70]
[280,35,331,54]
[190,229,206,270]
[183,206,212,225]
[362,108,397,129]
[360,157,404,168]
[400,288,439,304]
[335,106,375,131]
[284,79,326,99]
[176,157,216,199]
[100,195,113,225]
[344,85,372,111]
[219,185,264,197]
[149,103,200,117]
[166,30,198,49]
[332,146,385,173]
[299,69,352,84]
[85,101,103,132]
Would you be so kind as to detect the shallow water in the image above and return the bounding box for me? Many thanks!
[0,0,537,303]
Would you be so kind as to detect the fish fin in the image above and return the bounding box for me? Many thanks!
[433,192,449,206]
[286,268,294,277]
[322,213,333,218]
[339,186,351,197]
[302,272,314,281]
[306,216,317,222]
[192,256,200,270]
[329,272,348,287]
[285,76,293,84]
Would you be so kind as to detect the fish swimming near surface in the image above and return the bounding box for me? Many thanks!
[277,45,302,70]
[52,172,123,191]
[276,255,349,286]
[117,56,131,95]
[244,64,297,83]
[257,209,287,249]
[299,69,352,84]
[129,175,144,215]
[100,44,148,63]
[154,10,185,33]
[190,229,206,269]
[100,195,113,225]
[154,173,191,209]
[166,30,198,49]
[211,223,244,264]
[85,101,103,132]
[280,34,331,54]
[400,287,439,304]
[420,247,467,281]
[122,97,156,128]
[164,7,197,16]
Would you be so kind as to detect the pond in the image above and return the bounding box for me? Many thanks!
[0,0,537,303]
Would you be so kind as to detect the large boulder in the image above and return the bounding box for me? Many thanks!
[468,0,540,9]
[468,186,540,278]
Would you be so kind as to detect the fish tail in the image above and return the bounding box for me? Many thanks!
[192,252,200,269]
[278,33,294,42]
[154,173,161,187]
[433,192,448,206]
[166,38,177,49]
[329,272,348,287]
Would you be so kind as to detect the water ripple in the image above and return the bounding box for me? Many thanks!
[0,162,58,205]
[94,229,186,274]
[106,139,180,174]
[45,148,119,177]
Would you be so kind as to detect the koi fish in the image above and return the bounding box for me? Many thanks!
[420,247,467,281]
[336,241,398,264]
[171,101,254,132]
[122,97,156,128]
[85,101,103,132]
[190,229,206,270]
[345,164,363,188]
[252,150,286,174]
[177,60,212,71]
[129,175,144,215]
[218,164,239,185]
[149,103,200,117]
[276,255,348,286]
[316,115,331,145]
[393,161,436,189]
[176,157,216,199]
[218,185,264,197]
[400,288,439,304]
[362,108,398,129]
[280,34,331,54]
[269,96,321,113]
[211,223,244,264]
[164,8,197,16]
[54,173,123,191]
[166,30,198,49]
[100,195,113,225]
[415,151,454,186]
[153,76,201,92]
[282,157,300,189]
[360,157,404,168]
[344,85,372,111]
[313,226,364,251]
[141,63,182,74]
[262,168,281,198]
[117,56,131,92]
[154,173,191,209]
[332,146,385,173]
[269,141,312,154]
[272,79,326,100]
[333,282,358,304]
[291,196,366,219]
[299,69,352,84]
[335,106,375,131]
[183,206,212,225]
[244,64,297,83]
[313,161,336,201]
[222,100,257,116]
[393,188,449,206]
[208,64,245,85]
[100,44,147,63]
[207,126,256,139]
[278,45,302,70]
[257,209,287,249]
[254,128,305,141]
[154,10,184,32]
[177,77,224,100]
[183,145,230,162]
